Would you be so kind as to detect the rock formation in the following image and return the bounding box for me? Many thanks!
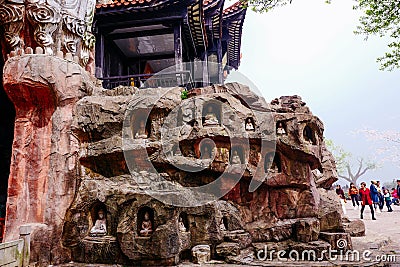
[58,82,348,265]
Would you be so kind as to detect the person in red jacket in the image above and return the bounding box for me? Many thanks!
[359,182,376,220]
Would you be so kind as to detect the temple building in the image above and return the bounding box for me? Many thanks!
[94,0,247,88]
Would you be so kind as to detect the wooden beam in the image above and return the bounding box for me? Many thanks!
[106,28,174,40]
[97,16,183,31]
[126,52,175,61]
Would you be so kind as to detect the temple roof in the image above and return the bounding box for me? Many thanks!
[96,0,154,9]
[95,0,183,10]
[222,1,246,69]
[96,0,222,10]
[222,1,245,18]
[203,0,223,11]
[94,0,246,70]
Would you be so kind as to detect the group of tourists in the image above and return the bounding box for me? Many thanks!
[335,179,400,220]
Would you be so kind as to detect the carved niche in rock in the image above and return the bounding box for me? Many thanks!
[178,213,189,233]
[276,121,287,135]
[303,125,316,145]
[138,207,154,237]
[264,152,282,173]
[230,146,244,165]
[89,203,108,237]
[245,117,255,131]
[199,141,215,160]
[130,111,150,139]
[202,101,221,126]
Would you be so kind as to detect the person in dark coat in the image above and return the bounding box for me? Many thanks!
[370,181,379,211]
[360,182,376,220]
[336,185,347,215]
[376,181,384,213]
[397,180,400,201]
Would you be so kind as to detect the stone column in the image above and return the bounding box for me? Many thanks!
[0,1,97,265]
[2,53,94,265]
[19,225,31,267]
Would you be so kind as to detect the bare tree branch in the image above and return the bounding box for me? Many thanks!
[357,166,371,178]
[355,158,363,177]
[338,175,353,183]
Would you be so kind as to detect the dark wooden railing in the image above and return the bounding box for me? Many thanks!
[100,71,194,90]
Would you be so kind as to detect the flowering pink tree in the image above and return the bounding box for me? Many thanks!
[355,129,400,166]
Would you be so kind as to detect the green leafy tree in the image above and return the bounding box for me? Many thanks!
[354,0,400,70]
[325,139,377,184]
[241,0,293,12]
[240,0,330,13]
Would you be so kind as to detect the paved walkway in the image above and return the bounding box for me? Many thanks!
[343,200,400,266]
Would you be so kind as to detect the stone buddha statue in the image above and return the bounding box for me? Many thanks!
[139,211,153,236]
[89,209,107,237]
[245,118,254,131]
[203,105,219,126]
[219,218,226,231]
[135,120,148,139]
[201,145,212,159]
[231,150,242,165]
[178,217,187,232]
[276,122,286,135]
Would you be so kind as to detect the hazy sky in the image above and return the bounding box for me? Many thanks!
[226,0,400,184]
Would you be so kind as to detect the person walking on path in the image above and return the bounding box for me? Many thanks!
[391,188,399,205]
[360,182,376,220]
[370,181,380,212]
[349,183,360,210]
[383,188,393,212]
[397,180,400,202]
[376,181,384,213]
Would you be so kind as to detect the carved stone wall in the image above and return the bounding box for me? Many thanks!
[58,83,349,265]
[0,0,96,74]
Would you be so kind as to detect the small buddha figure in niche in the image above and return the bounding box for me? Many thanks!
[231,150,242,165]
[219,218,226,231]
[203,105,219,126]
[276,122,286,135]
[140,211,153,236]
[178,217,187,232]
[264,153,274,173]
[89,209,107,237]
[245,118,255,131]
[201,145,213,159]
[135,120,148,139]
